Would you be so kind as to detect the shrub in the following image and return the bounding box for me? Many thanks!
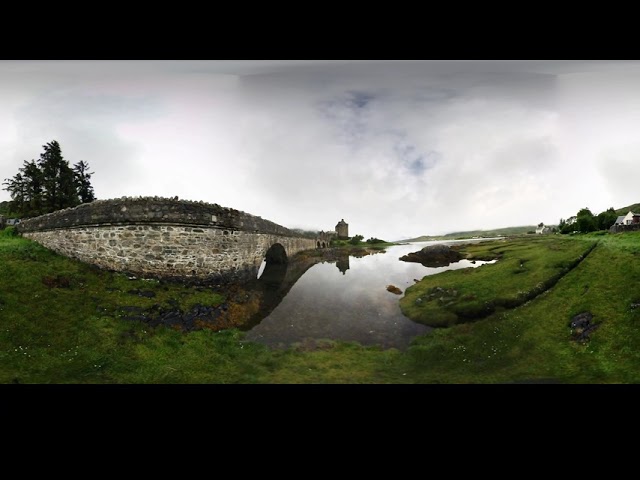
[0,226,18,237]
[349,234,364,245]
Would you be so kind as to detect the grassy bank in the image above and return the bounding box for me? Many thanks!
[2,228,640,383]
[400,232,640,383]
[330,239,396,251]
[400,236,598,327]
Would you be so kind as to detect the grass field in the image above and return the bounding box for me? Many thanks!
[400,236,598,327]
[2,227,640,383]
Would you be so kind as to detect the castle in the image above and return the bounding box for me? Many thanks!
[316,219,349,248]
[335,219,349,239]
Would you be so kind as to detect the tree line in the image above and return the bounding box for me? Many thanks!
[2,141,95,218]
[558,207,617,234]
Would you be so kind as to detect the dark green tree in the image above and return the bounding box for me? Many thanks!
[559,217,576,234]
[576,208,597,233]
[38,141,79,212]
[349,234,364,245]
[366,237,386,244]
[73,160,95,203]
[596,207,617,230]
[20,160,44,216]
[3,140,96,217]
[558,218,566,229]
[2,172,26,215]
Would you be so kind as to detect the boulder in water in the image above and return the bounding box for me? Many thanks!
[400,244,463,267]
[386,285,403,295]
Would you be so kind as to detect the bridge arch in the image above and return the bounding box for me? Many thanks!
[265,243,287,265]
[257,243,289,284]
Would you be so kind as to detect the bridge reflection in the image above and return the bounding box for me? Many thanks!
[234,248,379,331]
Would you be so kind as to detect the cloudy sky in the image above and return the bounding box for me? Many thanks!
[1,60,640,240]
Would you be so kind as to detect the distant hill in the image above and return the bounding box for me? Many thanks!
[402,200,640,242]
[401,225,539,242]
[615,203,640,216]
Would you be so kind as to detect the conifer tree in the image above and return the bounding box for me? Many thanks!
[2,140,97,217]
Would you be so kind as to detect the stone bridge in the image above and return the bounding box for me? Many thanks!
[17,197,318,283]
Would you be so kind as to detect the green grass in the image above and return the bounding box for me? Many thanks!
[330,240,396,250]
[2,228,640,383]
[397,232,640,383]
[400,236,597,327]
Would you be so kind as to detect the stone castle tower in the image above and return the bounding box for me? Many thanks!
[335,219,349,239]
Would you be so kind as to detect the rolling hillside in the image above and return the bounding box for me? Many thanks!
[615,203,640,216]
[401,225,538,242]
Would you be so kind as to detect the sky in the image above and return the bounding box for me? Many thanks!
[1,60,640,240]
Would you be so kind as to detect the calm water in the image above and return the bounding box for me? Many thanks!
[245,240,497,349]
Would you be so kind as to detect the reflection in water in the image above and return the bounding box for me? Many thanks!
[243,241,496,350]
[335,254,349,275]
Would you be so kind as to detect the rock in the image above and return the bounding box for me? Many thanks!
[161,312,183,326]
[575,324,599,342]
[399,244,463,267]
[386,285,403,295]
[569,311,599,342]
[570,312,593,329]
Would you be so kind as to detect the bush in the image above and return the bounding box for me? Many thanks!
[0,226,18,237]
[366,237,386,244]
[349,234,364,245]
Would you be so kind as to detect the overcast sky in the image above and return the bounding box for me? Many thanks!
[2,60,640,239]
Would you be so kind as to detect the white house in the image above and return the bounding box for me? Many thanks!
[615,211,640,226]
[536,225,551,234]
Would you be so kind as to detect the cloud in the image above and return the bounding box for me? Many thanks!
[3,61,640,239]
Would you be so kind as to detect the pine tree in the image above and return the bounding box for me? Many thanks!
[38,140,78,212]
[2,172,26,215]
[3,140,97,217]
[20,159,44,216]
[73,160,96,203]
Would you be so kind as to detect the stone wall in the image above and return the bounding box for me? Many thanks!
[609,223,640,233]
[18,196,299,236]
[18,197,317,282]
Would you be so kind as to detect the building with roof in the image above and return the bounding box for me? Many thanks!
[615,211,640,226]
